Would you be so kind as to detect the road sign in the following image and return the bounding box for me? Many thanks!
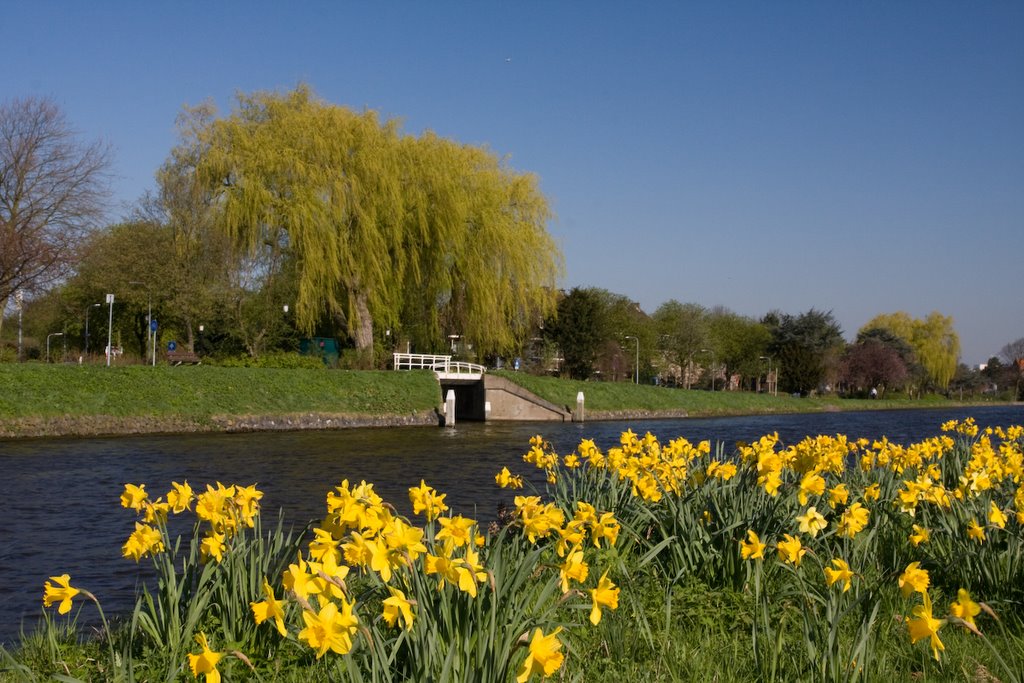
[168,340,177,351]
[150,319,158,332]
[106,293,114,304]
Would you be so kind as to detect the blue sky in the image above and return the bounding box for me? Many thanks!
[5,2,1022,364]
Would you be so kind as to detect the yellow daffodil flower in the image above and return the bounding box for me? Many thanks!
[907,592,945,661]
[516,627,564,683]
[950,588,981,628]
[798,472,826,505]
[200,531,226,563]
[836,502,869,539]
[187,632,223,683]
[823,558,854,592]
[408,480,448,521]
[42,574,80,615]
[909,524,930,546]
[120,483,148,511]
[966,518,986,543]
[740,530,765,560]
[827,483,849,508]
[167,480,194,513]
[122,522,164,562]
[898,562,930,598]
[988,501,1007,529]
[796,506,828,538]
[250,579,288,637]
[298,598,359,658]
[589,571,620,625]
[558,547,589,593]
[776,534,806,567]
[382,586,415,631]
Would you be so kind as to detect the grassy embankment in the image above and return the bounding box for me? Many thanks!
[0,364,441,438]
[1,363,1002,438]
[492,369,972,416]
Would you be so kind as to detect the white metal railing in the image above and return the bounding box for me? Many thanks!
[393,353,485,375]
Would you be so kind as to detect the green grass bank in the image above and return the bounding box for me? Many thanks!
[0,364,1004,439]
[491,370,986,417]
[0,365,441,438]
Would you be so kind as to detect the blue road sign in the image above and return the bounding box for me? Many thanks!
[150,319,158,332]
[168,340,177,351]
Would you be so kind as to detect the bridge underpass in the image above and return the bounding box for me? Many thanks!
[393,353,573,424]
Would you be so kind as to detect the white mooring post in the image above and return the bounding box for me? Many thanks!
[445,390,456,427]
[484,400,492,421]
[574,391,585,422]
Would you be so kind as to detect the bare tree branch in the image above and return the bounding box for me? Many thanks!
[0,96,111,302]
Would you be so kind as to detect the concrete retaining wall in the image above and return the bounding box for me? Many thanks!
[482,375,572,421]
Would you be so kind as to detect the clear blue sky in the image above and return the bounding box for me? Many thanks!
[5,2,1022,365]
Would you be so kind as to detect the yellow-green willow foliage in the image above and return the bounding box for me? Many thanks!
[863,311,961,390]
[188,85,562,357]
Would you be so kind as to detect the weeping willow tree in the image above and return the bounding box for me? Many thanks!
[861,311,960,390]
[188,85,562,361]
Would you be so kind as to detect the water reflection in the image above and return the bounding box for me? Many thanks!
[1,404,1020,644]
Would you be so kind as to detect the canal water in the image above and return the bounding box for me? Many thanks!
[1,404,1020,645]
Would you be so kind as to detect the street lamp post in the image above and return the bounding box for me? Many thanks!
[624,335,639,384]
[84,303,101,356]
[46,332,63,363]
[701,348,716,391]
[105,293,114,367]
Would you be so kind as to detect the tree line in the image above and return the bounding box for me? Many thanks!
[1,90,1021,398]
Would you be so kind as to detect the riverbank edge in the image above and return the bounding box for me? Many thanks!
[2,401,1013,440]
[0,410,443,440]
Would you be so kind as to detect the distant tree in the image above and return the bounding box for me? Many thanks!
[862,311,960,391]
[653,300,707,386]
[1000,337,1024,366]
[840,338,909,395]
[706,307,770,390]
[765,309,845,395]
[998,338,1024,400]
[0,97,111,330]
[544,287,605,380]
[188,86,561,363]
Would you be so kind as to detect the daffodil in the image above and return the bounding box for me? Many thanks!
[120,483,148,511]
[201,531,227,563]
[777,534,806,566]
[823,558,854,592]
[836,502,869,538]
[298,598,359,658]
[558,547,589,593]
[898,561,930,598]
[798,472,826,505]
[740,530,765,560]
[949,588,981,628]
[796,506,828,538]
[988,501,1007,529]
[437,515,476,550]
[516,627,564,682]
[122,522,164,562]
[909,524,930,547]
[167,480,194,513]
[382,586,415,630]
[966,518,986,543]
[589,571,620,625]
[907,592,945,661]
[250,579,288,637]
[42,574,80,615]
[187,632,223,683]
[408,480,448,520]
